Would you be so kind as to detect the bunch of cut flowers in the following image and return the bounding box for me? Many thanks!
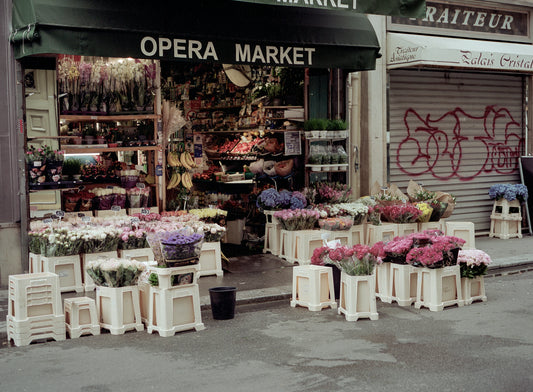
[309,182,351,204]
[187,221,226,242]
[273,209,320,231]
[404,231,466,268]
[81,227,121,254]
[147,228,204,266]
[489,183,528,202]
[188,208,226,224]
[86,257,146,287]
[311,240,385,276]
[457,249,492,279]
[380,203,422,223]
[256,188,294,211]
[40,227,85,257]
[119,227,149,250]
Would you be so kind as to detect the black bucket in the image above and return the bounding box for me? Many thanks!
[209,286,237,320]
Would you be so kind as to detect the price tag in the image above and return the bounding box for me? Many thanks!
[107,185,114,189]
[81,216,91,223]
[77,213,86,218]
[136,183,146,189]
[141,208,150,215]
[43,218,53,224]
[50,214,59,220]
[130,217,140,224]
[55,210,65,218]
[111,205,121,212]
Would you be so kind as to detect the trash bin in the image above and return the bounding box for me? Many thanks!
[209,286,237,320]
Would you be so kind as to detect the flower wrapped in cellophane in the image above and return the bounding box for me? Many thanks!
[86,257,146,287]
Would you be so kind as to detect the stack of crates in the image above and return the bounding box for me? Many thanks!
[7,272,66,346]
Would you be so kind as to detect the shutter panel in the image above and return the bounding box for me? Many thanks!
[389,69,525,232]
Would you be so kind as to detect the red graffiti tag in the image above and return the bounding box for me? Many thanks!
[395,106,523,181]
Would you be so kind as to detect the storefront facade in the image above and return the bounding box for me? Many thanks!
[1,0,431,284]
[362,0,533,233]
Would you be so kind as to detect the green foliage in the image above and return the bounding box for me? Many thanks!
[62,158,83,176]
[327,119,348,130]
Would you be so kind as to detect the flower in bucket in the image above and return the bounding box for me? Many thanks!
[489,183,528,202]
[383,236,414,263]
[273,209,320,231]
[40,228,85,257]
[457,249,492,279]
[380,203,422,223]
[311,242,383,276]
[256,188,282,210]
[156,229,204,264]
[81,227,121,253]
[119,228,149,250]
[86,257,146,287]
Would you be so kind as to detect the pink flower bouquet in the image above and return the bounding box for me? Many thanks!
[273,209,320,231]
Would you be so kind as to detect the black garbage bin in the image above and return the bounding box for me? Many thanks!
[209,286,237,320]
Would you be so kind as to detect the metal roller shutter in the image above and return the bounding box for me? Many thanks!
[388,69,525,232]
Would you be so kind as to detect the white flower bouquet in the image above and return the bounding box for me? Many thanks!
[86,257,146,287]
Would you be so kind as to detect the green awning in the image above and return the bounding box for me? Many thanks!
[11,0,381,70]
[233,0,426,18]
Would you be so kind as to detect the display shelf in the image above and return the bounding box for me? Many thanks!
[62,146,158,154]
[60,114,159,122]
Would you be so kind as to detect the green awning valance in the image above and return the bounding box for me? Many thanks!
[11,0,381,70]
[233,0,426,18]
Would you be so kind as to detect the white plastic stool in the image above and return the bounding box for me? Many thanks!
[293,230,324,265]
[96,285,144,335]
[389,263,418,306]
[279,230,296,263]
[366,223,399,246]
[29,253,41,273]
[198,242,223,277]
[64,297,100,338]
[291,265,337,311]
[397,223,418,237]
[415,265,464,311]
[445,221,476,249]
[338,272,378,321]
[418,220,444,233]
[375,262,392,303]
[147,284,205,337]
[263,222,281,256]
[40,255,84,293]
[118,247,155,262]
[461,276,487,305]
[320,229,351,246]
[350,224,366,245]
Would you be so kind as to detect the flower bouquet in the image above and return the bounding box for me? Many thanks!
[82,227,121,254]
[119,228,149,250]
[188,208,227,225]
[40,228,85,257]
[383,236,414,264]
[147,228,204,267]
[457,249,492,279]
[318,216,353,231]
[489,183,528,202]
[415,202,433,222]
[86,257,146,287]
[312,242,384,276]
[273,209,320,231]
[404,231,465,268]
[380,203,422,223]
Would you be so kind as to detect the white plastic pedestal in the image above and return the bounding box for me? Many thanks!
[375,262,392,303]
[118,248,155,262]
[224,219,246,245]
[489,199,522,239]
[338,272,378,321]
[293,230,324,265]
[29,252,41,273]
[96,285,144,335]
[263,222,281,256]
[445,221,476,249]
[147,284,205,337]
[64,297,100,338]
[366,223,399,246]
[415,265,464,311]
[397,223,418,237]
[350,224,366,245]
[40,255,84,293]
[418,220,444,233]
[148,265,199,289]
[279,230,296,262]
[7,272,66,346]
[461,276,487,305]
[291,265,337,311]
[198,242,223,277]
[320,229,351,246]
[82,251,119,291]
[389,263,418,306]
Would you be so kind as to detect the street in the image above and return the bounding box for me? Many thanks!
[1,272,532,392]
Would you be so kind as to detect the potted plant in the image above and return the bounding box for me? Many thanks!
[83,125,97,144]
[62,158,83,180]
[96,126,107,144]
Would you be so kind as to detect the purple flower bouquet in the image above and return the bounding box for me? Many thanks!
[147,229,204,267]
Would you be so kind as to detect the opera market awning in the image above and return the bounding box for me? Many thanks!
[387,33,533,73]
[233,0,426,18]
[11,0,381,71]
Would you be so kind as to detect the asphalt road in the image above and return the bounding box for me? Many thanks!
[1,272,532,392]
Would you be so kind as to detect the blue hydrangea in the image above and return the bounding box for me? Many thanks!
[489,183,528,202]
[289,191,307,210]
[278,190,292,208]
[257,188,281,210]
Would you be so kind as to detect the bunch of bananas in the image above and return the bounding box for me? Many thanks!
[166,171,181,189]
[181,171,193,189]
[166,148,195,190]
[167,150,196,169]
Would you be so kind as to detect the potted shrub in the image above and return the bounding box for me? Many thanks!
[83,125,97,144]
[62,157,83,180]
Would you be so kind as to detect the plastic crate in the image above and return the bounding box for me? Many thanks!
[415,265,464,312]
[198,242,223,277]
[96,285,144,335]
[290,265,337,311]
[418,220,444,233]
[64,297,100,338]
[8,272,63,320]
[338,272,378,321]
[397,222,418,237]
[40,255,83,293]
[489,215,522,240]
[147,284,205,337]
[349,224,366,246]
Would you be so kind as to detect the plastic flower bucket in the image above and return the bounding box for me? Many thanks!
[209,286,237,320]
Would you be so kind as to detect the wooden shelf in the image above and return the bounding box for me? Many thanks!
[63,146,157,154]
[60,114,159,122]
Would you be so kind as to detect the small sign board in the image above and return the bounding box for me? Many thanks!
[111,205,121,212]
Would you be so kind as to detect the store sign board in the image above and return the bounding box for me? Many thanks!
[233,0,426,18]
[387,34,533,73]
[390,1,528,38]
